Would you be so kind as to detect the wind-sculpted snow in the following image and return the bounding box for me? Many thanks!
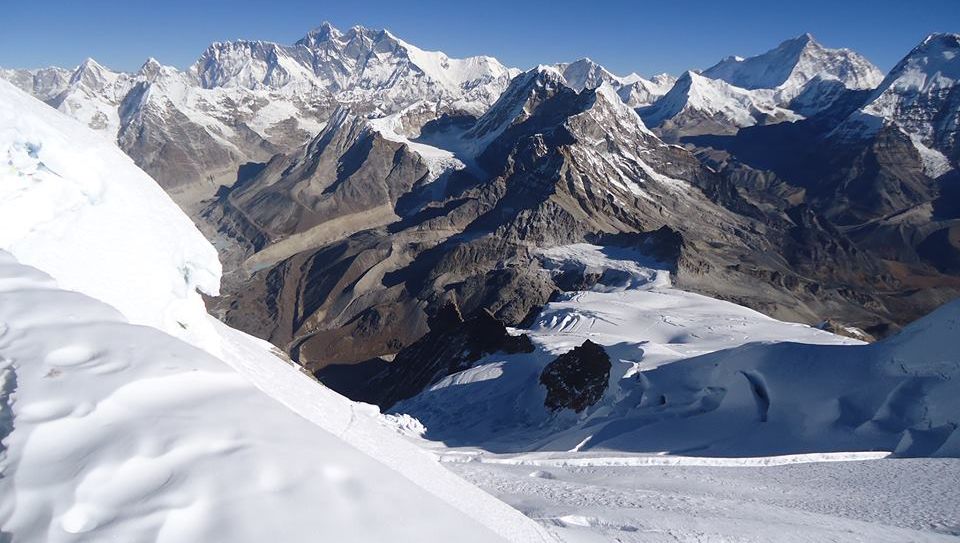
[0,251,554,543]
[0,79,222,350]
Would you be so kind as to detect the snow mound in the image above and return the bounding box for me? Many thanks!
[0,79,222,349]
[0,251,552,542]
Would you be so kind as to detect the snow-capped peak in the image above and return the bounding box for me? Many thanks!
[838,32,960,174]
[68,57,124,89]
[640,70,799,132]
[191,23,515,115]
[297,20,343,47]
[868,33,960,99]
[617,72,678,107]
[556,58,626,91]
[703,33,883,100]
[465,65,570,142]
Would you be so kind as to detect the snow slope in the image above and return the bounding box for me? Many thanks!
[450,457,960,542]
[0,251,553,543]
[390,243,960,541]
[0,78,221,350]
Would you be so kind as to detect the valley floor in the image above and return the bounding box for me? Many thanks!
[446,452,960,542]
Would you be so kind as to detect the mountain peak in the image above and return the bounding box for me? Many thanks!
[702,33,882,96]
[77,57,106,72]
[298,21,343,46]
[69,57,120,88]
[785,32,817,46]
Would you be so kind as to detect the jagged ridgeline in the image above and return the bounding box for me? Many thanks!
[4,26,957,405]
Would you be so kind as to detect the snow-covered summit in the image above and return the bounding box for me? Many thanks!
[836,33,960,174]
[556,58,627,91]
[703,33,884,101]
[640,70,799,135]
[617,72,677,107]
[553,58,676,107]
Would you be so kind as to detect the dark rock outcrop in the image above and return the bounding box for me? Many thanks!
[320,302,534,409]
[540,340,612,413]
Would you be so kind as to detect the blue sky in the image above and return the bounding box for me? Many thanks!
[1,0,956,76]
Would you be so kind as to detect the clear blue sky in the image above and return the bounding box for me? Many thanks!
[1,0,956,76]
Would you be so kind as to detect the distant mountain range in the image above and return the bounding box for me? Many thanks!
[4,24,958,408]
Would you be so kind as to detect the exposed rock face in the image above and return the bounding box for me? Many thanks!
[540,340,612,413]
[675,32,960,335]
[204,65,914,404]
[321,302,534,409]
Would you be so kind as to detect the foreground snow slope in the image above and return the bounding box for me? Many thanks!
[450,457,960,542]
[0,252,553,542]
[0,78,221,350]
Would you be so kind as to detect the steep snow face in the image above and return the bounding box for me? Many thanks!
[640,71,800,133]
[0,251,553,543]
[846,33,960,171]
[0,79,222,348]
[703,33,883,101]
[0,78,553,543]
